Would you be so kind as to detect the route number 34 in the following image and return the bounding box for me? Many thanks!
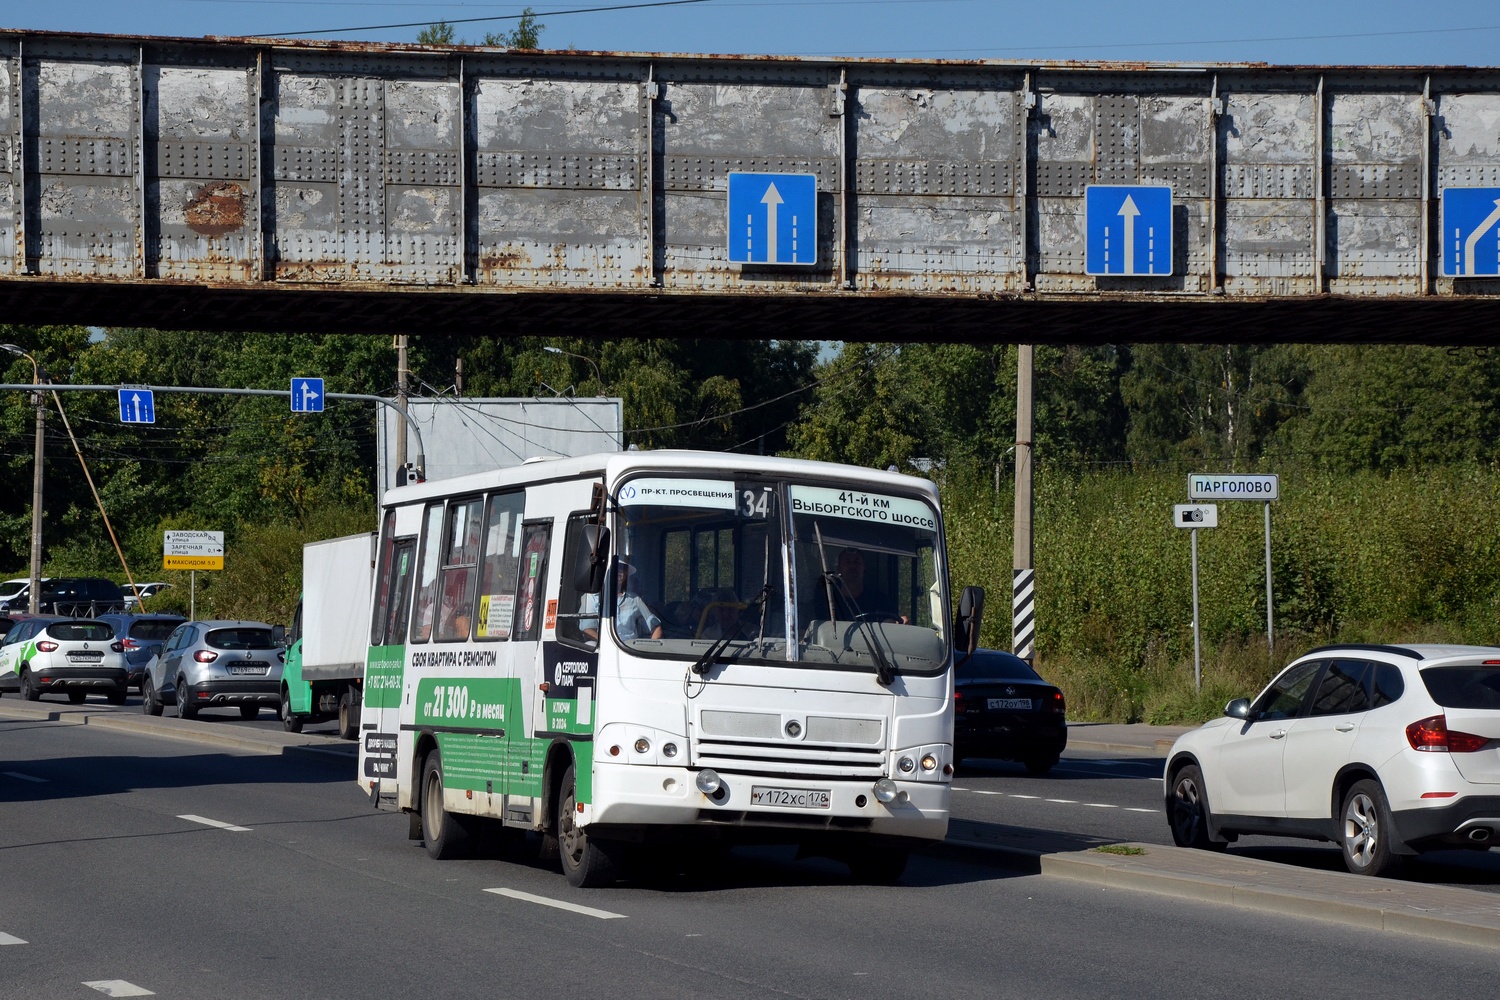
[739,486,773,519]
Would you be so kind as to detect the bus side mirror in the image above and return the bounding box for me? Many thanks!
[955,586,985,655]
[574,525,611,593]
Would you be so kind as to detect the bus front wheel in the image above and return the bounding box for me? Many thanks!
[421,748,472,860]
[557,763,621,888]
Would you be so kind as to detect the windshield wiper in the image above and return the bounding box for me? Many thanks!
[854,616,896,686]
[690,583,772,676]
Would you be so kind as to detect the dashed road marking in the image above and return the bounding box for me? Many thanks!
[1126,807,1158,813]
[954,788,1162,814]
[1083,803,1118,808]
[83,981,154,997]
[178,814,251,832]
[1044,798,1077,804]
[0,932,27,945]
[3,771,47,783]
[484,888,626,920]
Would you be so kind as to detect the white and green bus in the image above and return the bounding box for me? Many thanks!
[357,450,981,886]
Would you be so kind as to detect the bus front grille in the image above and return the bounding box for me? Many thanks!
[692,737,886,780]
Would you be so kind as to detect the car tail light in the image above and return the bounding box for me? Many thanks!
[1046,690,1066,714]
[109,641,124,652]
[121,638,140,649]
[1407,714,1490,753]
[953,690,967,715]
[36,641,58,652]
[194,650,219,663]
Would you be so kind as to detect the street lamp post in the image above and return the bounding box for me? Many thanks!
[1,344,44,615]
[542,346,605,396]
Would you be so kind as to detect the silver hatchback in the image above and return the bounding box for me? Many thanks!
[142,620,286,720]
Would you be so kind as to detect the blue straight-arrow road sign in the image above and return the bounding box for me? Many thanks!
[117,388,155,424]
[1086,185,1174,276]
[290,377,325,413]
[727,172,817,266]
[1442,187,1500,277]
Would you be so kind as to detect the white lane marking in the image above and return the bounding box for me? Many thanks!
[178,814,251,833]
[1044,799,1077,804]
[3,771,47,783]
[1007,794,1040,800]
[1126,807,1159,813]
[951,787,970,792]
[484,888,626,920]
[970,790,1003,795]
[1083,803,1118,809]
[0,932,27,945]
[83,981,155,997]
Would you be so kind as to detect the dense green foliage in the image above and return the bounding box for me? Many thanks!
[5,328,1498,726]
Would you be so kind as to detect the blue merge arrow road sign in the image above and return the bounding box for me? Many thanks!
[290,377,325,413]
[1086,185,1173,276]
[118,388,155,424]
[727,172,817,266]
[1442,187,1500,277]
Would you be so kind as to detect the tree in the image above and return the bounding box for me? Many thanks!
[485,9,545,49]
[416,22,457,45]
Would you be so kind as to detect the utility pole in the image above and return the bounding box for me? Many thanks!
[1012,345,1036,663]
[394,334,410,478]
[1,344,44,614]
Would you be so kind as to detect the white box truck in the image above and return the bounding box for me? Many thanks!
[281,532,376,738]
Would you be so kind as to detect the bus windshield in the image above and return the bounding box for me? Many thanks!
[613,476,949,677]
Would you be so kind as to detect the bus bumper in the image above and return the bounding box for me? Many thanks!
[586,761,949,842]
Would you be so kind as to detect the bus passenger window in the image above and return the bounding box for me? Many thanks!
[410,503,444,644]
[437,498,483,642]
[475,492,525,641]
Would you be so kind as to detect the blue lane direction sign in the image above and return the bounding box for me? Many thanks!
[290,377,325,413]
[727,172,817,266]
[1442,187,1500,277]
[118,388,155,424]
[1086,184,1173,276]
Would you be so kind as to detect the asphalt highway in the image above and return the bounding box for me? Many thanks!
[4,717,1500,999]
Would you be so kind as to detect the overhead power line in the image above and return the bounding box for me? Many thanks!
[273,0,712,37]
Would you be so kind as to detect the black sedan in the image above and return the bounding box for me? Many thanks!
[953,648,1067,775]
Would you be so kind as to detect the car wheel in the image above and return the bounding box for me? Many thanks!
[176,677,198,719]
[67,690,87,704]
[20,667,40,701]
[142,677,163,716]
[1341,779,1402,877]
[421,747,472,860]
[1024,754,1059,776]
[557,762,621,887]
[281,688,303,733]
[105,686,126,706]
[1168,763,1227,851]
[338,689,359,741]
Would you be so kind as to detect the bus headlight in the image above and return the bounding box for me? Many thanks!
[873,778,899,803]
[920,753,938,772]
[695,769,722,795]
[898,756,916,773]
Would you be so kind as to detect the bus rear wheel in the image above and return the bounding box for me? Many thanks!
[557,762,621,888]
[421,747,473,860]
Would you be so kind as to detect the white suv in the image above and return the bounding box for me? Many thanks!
[1165,644,1500,876]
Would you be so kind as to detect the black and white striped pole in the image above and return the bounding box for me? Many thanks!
[1013,345,1035,662]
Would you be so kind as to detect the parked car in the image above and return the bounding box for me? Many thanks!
[142,620,286,720]
[1165,644,1500,876]
[0,577,127,617]
[953,647,1068,774]
[0,617,128,704]
[122,581,174,610]
[0,577,47,610]
[95,613,187,690]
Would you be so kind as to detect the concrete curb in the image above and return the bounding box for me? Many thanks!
[1066,738,1177,758]
[937,836,1500,950]
[0,700,352,760]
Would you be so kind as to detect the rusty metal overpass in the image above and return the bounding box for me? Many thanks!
[2,29,1500,343]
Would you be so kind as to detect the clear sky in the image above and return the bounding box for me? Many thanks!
[7,0,1500,66]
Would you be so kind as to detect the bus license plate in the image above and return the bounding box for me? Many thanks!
[751,786,830,809]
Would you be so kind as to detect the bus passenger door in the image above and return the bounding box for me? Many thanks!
[502,519,552,828]
[359,506,421,804]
